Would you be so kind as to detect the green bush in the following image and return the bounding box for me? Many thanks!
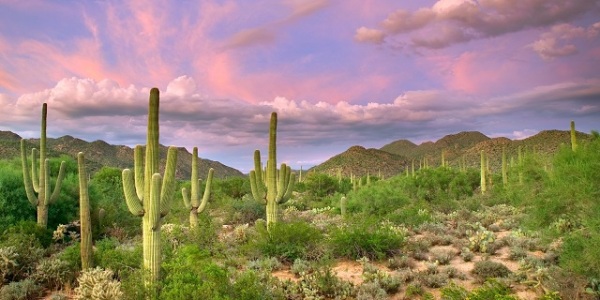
[0,230,44,282]
[472,260,512,281]
[329,218,404,260]
[0,279,43,300]
[251,221,323,262]
[441,280,519,300]
[93,238,142,278]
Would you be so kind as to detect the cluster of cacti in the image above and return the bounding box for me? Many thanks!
[181,147,214,228]
[249,112,295,227]
[20,103,66,228]
[74,267,123,300]
[122,88,178,286]
[77,152,93,270]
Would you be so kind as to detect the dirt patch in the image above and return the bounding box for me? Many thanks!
[332,260,364,285]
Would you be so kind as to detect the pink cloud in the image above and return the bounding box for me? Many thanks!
[354,27,385,44]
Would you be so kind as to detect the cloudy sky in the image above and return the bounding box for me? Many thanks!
[0,0,599,172]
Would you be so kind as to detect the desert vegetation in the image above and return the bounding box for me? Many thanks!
[0,88,599,299]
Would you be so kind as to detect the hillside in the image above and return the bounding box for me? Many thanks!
[378,130,591,172]
[309,145,409,178]
[0,131,243,179]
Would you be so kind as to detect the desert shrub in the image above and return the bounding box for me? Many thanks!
[387,202,433,227]
[303,173,339,200]
[223,196,266,225]
[0,231,44,281]
[472,260,512,281]
[329,218,404,260]
[441,280,519,300]
[93,238,142,278]
[74,267,123,300]
[0,279,43,300]
[295,267,355,299]
[251,221,324,262]
[57,242,82,271]
[361,259,401,294]
[161,245,234,300]
[1,220,53,248]
[91,167,140,236]
[231,270,275,300]
[356,282,387,300]
[31,257,74,289]
[0,160,36,228]
[212,176,251,200]
[430,248,455,265]
[347,180,411,216]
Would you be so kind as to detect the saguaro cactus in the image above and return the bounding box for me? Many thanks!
[122,88,178,286]
[78,152,93,270]
[20,103,66,228]
[340,196,347,217]
[480,150,486,195]
[249,112,295,227]
[501,147,508,186]
[570,120,577,152]
[181,147,214,228]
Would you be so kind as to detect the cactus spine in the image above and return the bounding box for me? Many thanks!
[122,88,178,286]
[570,120,577,151]
[20,103,66,228]
[249,112,295,227]
[181,147,214,228]
[78,152,93,270]
[480,150,486,195]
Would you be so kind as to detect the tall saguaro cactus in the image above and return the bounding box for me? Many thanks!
[480,150,486,195]
[77,152,93,270]
[181,147,214,228]
[122,88,178,287]
[570,120,578,152]
[249,112,295,227]
[501,147,508,186]
[20,103,66,228]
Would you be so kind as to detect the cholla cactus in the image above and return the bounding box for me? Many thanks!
[74,267,122,300]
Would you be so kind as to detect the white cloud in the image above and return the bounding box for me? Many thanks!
[530,23,599,59]
[354,27,385,44]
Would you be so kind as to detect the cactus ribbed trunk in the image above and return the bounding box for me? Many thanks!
[518,146,523,185]
[20,103,66,228]
[340,196,347,217]
[480,150,486,195]
[78,152,93,270]
[501,148,508,186]
[570,120,577,152]
[122,88,178,290]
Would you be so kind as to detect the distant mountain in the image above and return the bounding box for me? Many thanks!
[0,131,243,179]
[309,145,409,178]
[379,130,591,173]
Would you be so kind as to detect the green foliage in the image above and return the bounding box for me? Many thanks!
[329,218,404,260]
[0,279,43,300]
[0,226,45,281]
[0,159,35,228]
[303,172,339,200]
[212,176,250,200]
[441,280,519,300]
[472,260,512,281]
[251,221,323,262]
[222,196,266,224]
[31,257,74,289]
[93,238,142,278]
[347,178,411,216]
[91,166,139,236]
[161,245,230,300]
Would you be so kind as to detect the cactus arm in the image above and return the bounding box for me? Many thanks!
[197,168,214,214]
[49,161,66,203]
[42,158,50,205]
[182,187,192,209]
[150,173,162,230]
[281,172,295,203]
[253,150,265,197]
[123,169,144,216]
[276,163,288,200]
[159,147,177,216]
[20,140,38,206]
[189,147,199,207]
[31,148,40,192]
[134,145,144,200]
[78,152,93,270]
[249,170,266,203]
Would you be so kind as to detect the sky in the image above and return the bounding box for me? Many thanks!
[0,0,599,172]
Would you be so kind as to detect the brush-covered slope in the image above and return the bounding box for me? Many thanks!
[0,131,243,179]
[310,145,409,178]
